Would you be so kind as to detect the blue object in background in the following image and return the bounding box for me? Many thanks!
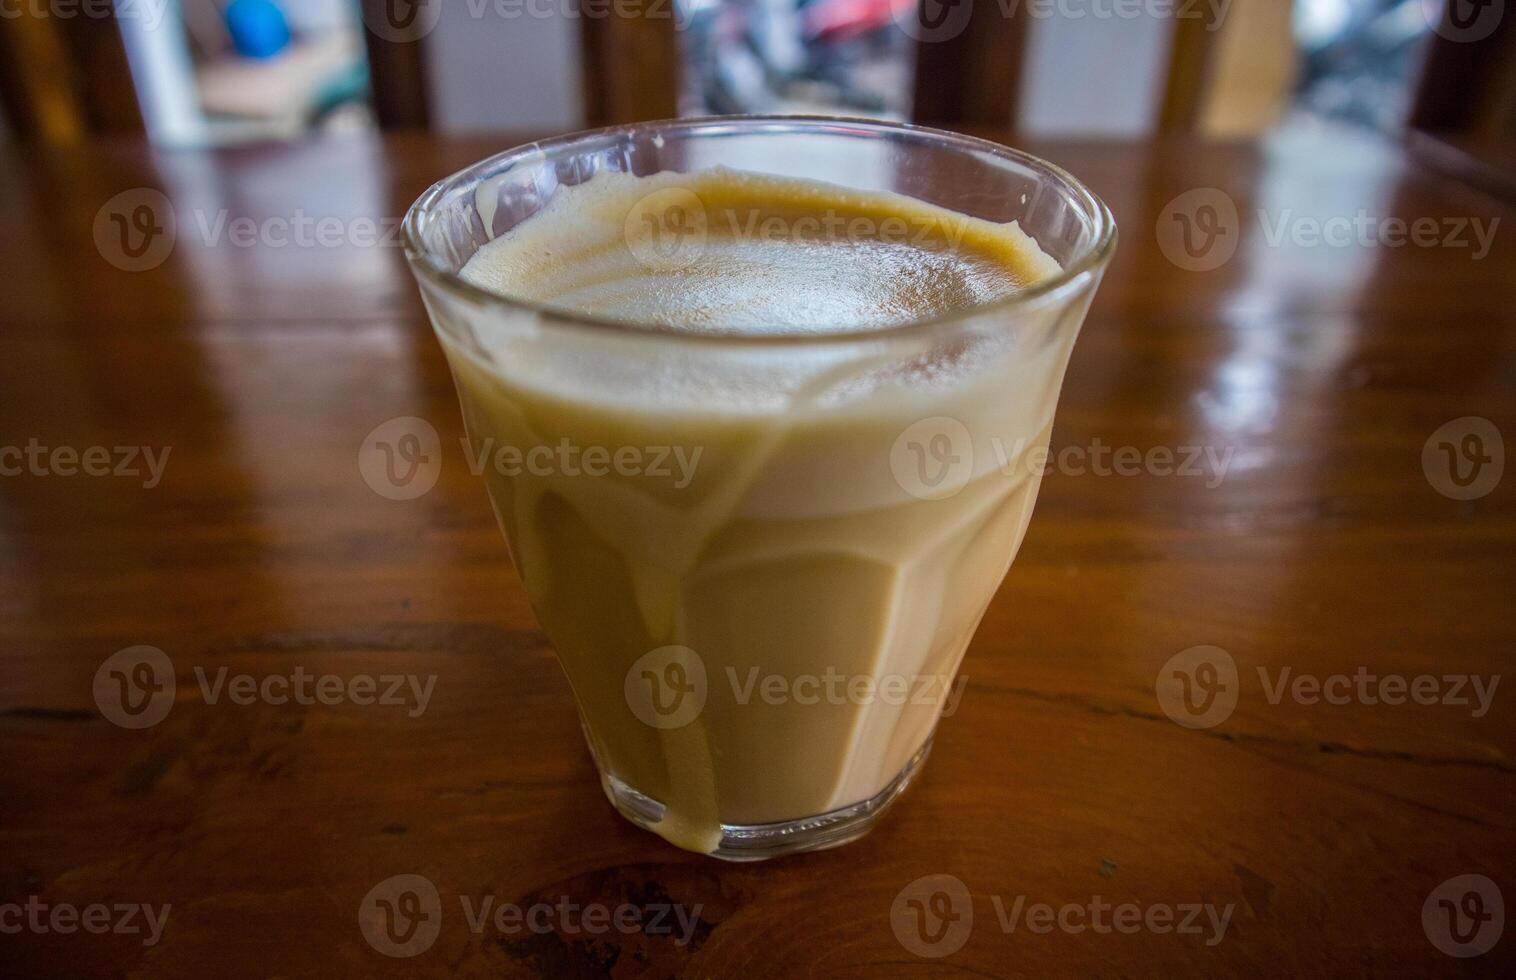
[226,0,291,60]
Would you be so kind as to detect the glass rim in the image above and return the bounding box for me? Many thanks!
[401,114,1118,347]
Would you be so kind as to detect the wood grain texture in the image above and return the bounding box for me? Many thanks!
[0,126,1513,977]
[0,3,142,142]
[910,3,1028,128]
[358,0,433,130]
[578,3,680,125]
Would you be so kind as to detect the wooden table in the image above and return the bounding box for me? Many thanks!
[1,126,1512,977]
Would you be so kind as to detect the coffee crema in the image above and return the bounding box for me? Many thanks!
[460,167,1059,333]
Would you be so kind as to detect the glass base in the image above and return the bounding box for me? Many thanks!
[598,736,933,861]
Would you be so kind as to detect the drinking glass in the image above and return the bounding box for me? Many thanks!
[403,117,1115,859]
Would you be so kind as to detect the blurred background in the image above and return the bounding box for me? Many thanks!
[0,0,1510,170]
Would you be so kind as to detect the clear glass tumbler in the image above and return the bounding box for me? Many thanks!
[403,117,1115,860]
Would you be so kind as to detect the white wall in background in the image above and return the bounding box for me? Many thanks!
[423,9,584,133]
[117,4,205,145]
[1017,12,1172,136]
[283,0,356,34]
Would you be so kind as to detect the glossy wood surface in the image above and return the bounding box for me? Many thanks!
[1,126,1513,977]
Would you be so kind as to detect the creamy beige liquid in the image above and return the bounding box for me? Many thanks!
[446,168,1067,853]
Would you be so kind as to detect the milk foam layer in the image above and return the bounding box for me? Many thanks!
[443,168,1071,854]
[461,168,1059,334]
